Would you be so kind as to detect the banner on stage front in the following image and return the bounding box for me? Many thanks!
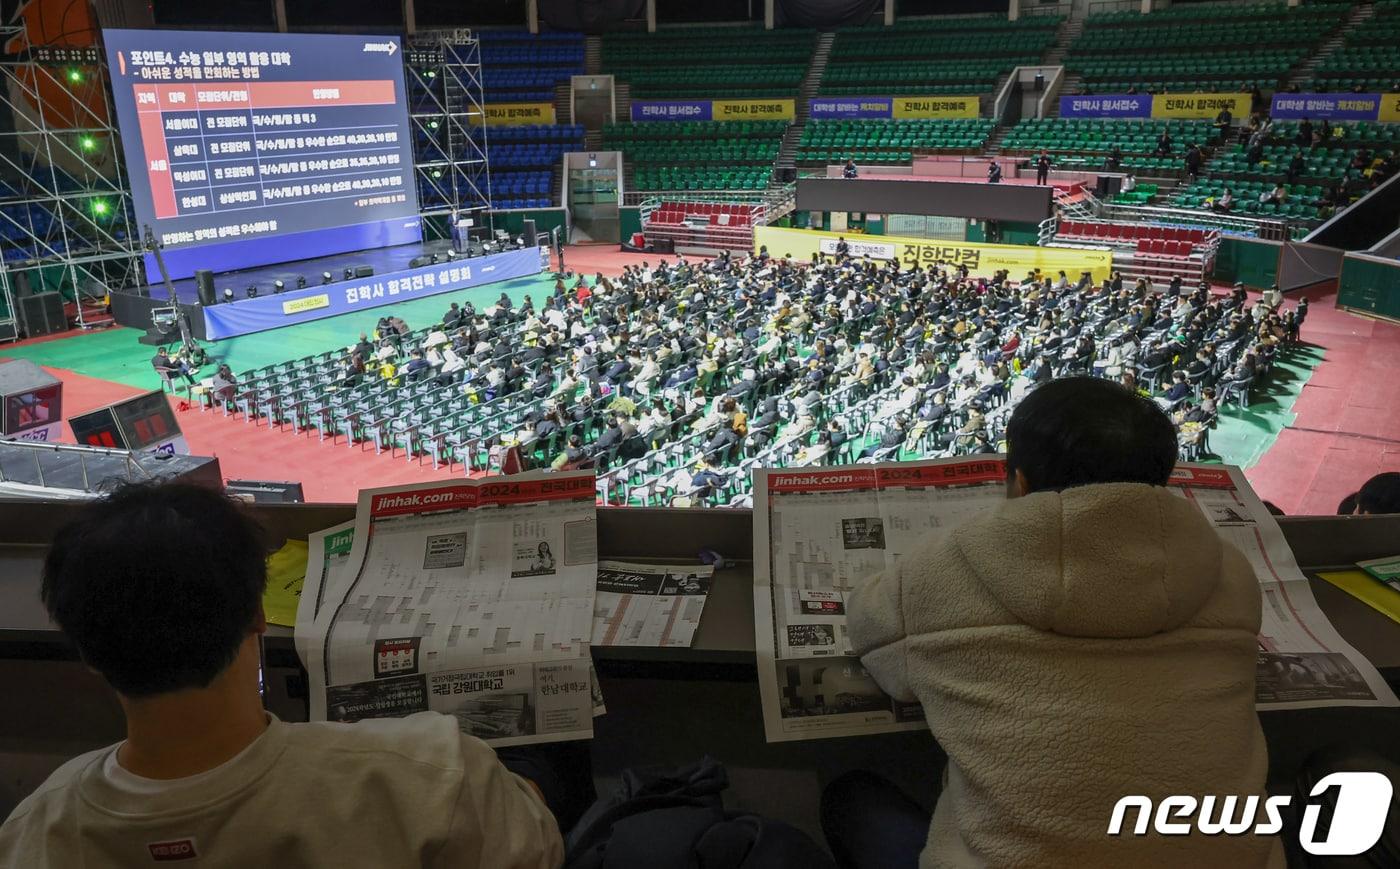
[475,102,557,125]
[712,99,795,121]
[891,96,979,119]
[1151,93,1250,120]
[1059,94,1152,119]
[1269,93,1389,121]
[753,226,1113,282]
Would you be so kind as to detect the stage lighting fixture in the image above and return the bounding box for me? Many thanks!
[246,285,258,299]
[322,271,333,285]
[80,136,96,151]
[91,199,109,216]
[296,275,308,289]
[444,249,456,260]
[222,288,234,303]
[273,279,285,293]
[66,68,82,83]
[343,268,354,281]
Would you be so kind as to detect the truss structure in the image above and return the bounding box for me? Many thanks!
[405,29,493,242]
[0,29,140,337]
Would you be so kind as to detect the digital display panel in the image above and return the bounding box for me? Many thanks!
[104,29,422,278]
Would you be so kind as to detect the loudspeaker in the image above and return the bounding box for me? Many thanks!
[194,269,216,306]
[353,265,374,278]
[11,270,32,298]
[522,219,537,246]
[409,255,432,268]
[18,291,65,336]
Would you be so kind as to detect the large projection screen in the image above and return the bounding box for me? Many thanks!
[796,178,1054,224]
[104,30,422,279]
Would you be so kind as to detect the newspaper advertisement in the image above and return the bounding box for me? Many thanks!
[300,472,600,746]
[753,458,1397,743]
[593,560,715,648]
[1171,465,1396,710]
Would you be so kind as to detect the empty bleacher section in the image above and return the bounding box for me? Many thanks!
[605,121,786,192]
[1307,0,1400,93]
[1066,3,1346,94]
[640,201,762,252]
[483,124,584,209]
[477,30,584,102]
[820,16,1060,97]
[796,119,996,166]
[0,172,135,263]
[1002,118,1220,174]
[601,26,813,98]
[1051,219,1220,283]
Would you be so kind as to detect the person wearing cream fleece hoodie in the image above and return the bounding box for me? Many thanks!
[834,377,1282,869]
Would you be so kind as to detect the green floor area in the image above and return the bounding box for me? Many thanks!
[1208,345,1324,470]
[0,272,558,393]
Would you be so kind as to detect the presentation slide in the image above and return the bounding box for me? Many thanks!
[104,30,422,279]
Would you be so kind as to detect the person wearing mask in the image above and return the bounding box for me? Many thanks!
[0,484,565,868]
[825,378,1277,868]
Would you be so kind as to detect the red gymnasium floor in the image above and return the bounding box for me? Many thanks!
[11,246,1400,510]
[1246,284,1400,516]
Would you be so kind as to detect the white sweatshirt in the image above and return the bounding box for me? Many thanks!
[849,482,1284,869]
[0,712,563,869]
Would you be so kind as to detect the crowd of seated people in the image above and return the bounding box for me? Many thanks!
[304,245,1305,506]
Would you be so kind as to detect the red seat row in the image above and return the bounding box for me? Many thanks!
[1135,238,1196,259]
[650,202,757,228]
[1058,220,1208,246]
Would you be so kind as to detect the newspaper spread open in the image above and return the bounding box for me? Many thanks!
[752,458,1397,743]
[299,472,599,747]
[593,560,715,648]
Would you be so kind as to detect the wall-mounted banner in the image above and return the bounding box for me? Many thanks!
[712,99,795,121]
[473,102,557,125]
[631,99,794,122]
[631,100,712,122]
[1270,93,1400,122]
[753,226,1113,282]
[809,96,980,120]
[1151,93,1251,120]
[1059,94,1153,119]
[809,96,895,120]
[891,96,979,119]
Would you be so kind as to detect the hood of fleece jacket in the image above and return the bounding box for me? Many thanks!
[951,482,1228,638]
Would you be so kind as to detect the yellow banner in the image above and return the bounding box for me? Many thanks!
[474,102,557,126]
[1150,93,1250,120]
[754,226,1113,283]
[1380,93,1400,123]
[891,96,980,119]
[282,294,330,315]
[712,99,795,121]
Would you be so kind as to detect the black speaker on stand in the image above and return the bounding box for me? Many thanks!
[194,269,216,306]
[522,219,538,247]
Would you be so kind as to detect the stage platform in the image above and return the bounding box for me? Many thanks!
[111,240,549,342]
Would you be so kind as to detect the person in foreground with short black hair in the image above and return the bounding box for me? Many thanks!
[825,377,1278,869]
[1338,471,1400,515]
[0,483,564,869]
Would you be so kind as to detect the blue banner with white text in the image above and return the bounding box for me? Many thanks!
[1269,93,1384,121]
[630,100,713,122]
[200,246,545,339]
[1058,94,1153,119]
[809,97,894,120]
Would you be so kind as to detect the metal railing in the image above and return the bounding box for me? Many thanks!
[0,439,158,493]
[1102,202,1292,240]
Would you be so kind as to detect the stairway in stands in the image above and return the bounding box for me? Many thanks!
[982,125,1011,157]
[1044,15,1082,115]
[584,35,602,75]
[1284,0,1374,91]
[775,31,835,183]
